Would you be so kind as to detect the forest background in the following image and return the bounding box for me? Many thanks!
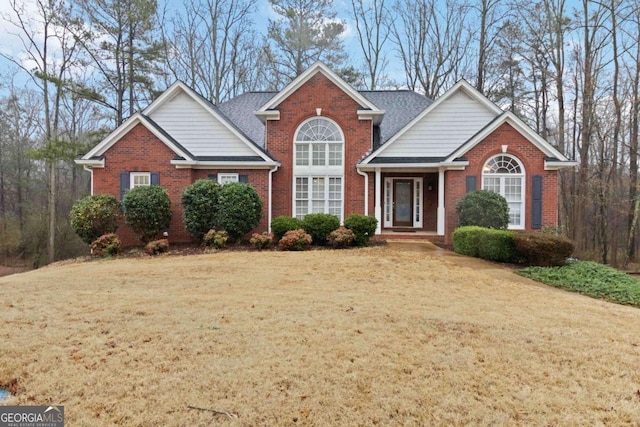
[0,0,637,269]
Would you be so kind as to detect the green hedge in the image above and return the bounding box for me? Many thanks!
[301,213,340,245]
[453,226,574,266]
[344,214,378,246]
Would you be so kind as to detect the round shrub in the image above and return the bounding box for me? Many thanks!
[70,194,120,244]
[90,233,122,257]
[215,183,263,241]
[182,179,221,241]
[250,232,274,250]
[456,190,509,229]
[271,216,302,241]
[344,214,378,246]
[328,226,355,248]
[203,229,228,249]
[144,239,169,255]
[123,185,172,243]
[278,229,312,251]
[301,213,340,245]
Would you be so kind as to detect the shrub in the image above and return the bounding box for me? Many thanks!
[453,226,515,262]
[203,229,228,249]
[456,190,510,230]
[344,214,378,246]
[512,232,574,267]
[328,226,355,248]
[271,216,302,241]
[215,183,262,241]
[70,194,121,244]
[250,232,274,250]
[301,213,340,245]
[122,186,172,243]
[278,229,312,251]
[90,233,122,257]
[144,239,169,255]
[182,179,221,241]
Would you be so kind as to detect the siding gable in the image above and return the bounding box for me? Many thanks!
[374,90,497,159]
[149,91,258,158]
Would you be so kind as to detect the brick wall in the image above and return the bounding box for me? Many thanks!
[266,72,372,219]
[92,123,273,246]
[444,122,559,242]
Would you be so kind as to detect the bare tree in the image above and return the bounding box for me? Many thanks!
[349,0,390,90]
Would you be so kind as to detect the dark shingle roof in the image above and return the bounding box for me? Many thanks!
[218,92,277,149]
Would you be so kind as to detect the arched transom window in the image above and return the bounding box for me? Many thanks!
[482,154,525,229]
[293,117,344,220]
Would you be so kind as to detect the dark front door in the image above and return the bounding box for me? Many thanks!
[393,180,413,227]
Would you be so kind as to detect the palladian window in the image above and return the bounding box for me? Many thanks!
[293,117,344,221]
[482,154,525,229]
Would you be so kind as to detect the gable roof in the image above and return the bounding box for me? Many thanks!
[218,92,277,149]
[254,62,385,124]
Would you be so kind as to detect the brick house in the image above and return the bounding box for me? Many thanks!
[76,62,575,245]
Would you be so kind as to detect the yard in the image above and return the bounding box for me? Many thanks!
[1,245,639,426]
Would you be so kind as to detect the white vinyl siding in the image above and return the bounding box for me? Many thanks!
[149,91,257,157]
[379,91,497,158]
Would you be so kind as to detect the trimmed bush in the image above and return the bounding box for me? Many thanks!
[182,179,221,241]
[344,214,378,246]
[271,216,302,241]
[250,232,274,250]
[302,213,340,245]
[70,194,120,245]
[328,226,355,248]
[512,233,574,267]
[203,229,228,249]
[123,186,172,243]
[215,183,262,241]
[144,239,169,255]
[453,226,515,262]
[278,229,312,251]
[90,233,122,257]
[456,190,510,230]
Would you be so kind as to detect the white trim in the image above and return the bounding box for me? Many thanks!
[437,168,445,235]
[361,79,502,164]
[446,112,570,163]
[76,158,105,168]
[481,154,526,230]
[130,172,151,188]
[545,160,578,170]
[374,169,382,234]
[268,165,279,233]
[254,110,280,122]
[357,161,468,171]
[171,160,280,169]
[217,173,239,184]
[383,177,424,228]
[255,62,384,124]
[293,176,344,222]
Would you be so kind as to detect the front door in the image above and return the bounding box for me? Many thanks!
[393,180,413,226]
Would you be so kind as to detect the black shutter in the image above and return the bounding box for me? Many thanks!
[150,172,160,186]
[532,175,543,229]
[466,175,477,193]
[207,174,217,182]
[119,171,129,200]
[239,175,248,183]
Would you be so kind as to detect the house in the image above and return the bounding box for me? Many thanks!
[76,62,576,245]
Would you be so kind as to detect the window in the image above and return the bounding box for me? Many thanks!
[130,172,150,188]
[293,117,344,220]
[482,154,525,229]
[217,173,239,185]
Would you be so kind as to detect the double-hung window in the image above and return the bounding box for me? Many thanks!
[482,154,525,229]
[130,172,151,188]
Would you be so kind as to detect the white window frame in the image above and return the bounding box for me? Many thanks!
[217,173,239,185]
[383,177,423,228]
[481,154,526,230]
[130,172,151,189]
[293,117,345,221]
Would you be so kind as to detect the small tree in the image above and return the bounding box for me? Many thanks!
[123,186,172,243]
[456,190,510,229]
[215,183,263,240]
[70,195,121,245]
[182,179,221,241]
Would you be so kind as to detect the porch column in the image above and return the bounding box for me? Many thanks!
[437,167,445,235]
[374,168,382,234]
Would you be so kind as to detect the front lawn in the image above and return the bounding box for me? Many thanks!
[518,260,640,308]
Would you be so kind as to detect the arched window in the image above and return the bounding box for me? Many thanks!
[482,154,525,229]
[293,117,344,220]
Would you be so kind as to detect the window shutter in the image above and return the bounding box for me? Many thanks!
[150,172,160,186]
[239,175,248,183]
[119,171,129,200]
[207,174,217,182]
[532,175,543,229]
[466,176,477,193]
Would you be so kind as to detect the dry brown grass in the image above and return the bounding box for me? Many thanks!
[1,245,639,426]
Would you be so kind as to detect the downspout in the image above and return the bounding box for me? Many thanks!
[356,167,369,216]
[83,166,94,195]
[268,165,280,232]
